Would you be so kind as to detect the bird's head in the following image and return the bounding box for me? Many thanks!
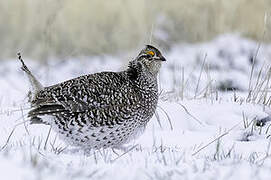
[135,45,166,76]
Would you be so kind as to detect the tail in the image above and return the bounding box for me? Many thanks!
[28,104,68,125]
[17,53,44,103]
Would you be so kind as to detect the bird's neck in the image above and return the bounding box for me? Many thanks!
[127,60,158,82]
[126,60,158,98]
[126,60,159,112]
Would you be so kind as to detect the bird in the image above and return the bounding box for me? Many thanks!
[18,45,166,150]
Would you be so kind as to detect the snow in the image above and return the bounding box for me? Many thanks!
[162,34,271,94]
[1,34,271,179]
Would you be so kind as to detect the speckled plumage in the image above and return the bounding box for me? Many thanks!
[19,45,166,149]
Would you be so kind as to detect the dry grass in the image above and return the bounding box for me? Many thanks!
[0,0,271,60]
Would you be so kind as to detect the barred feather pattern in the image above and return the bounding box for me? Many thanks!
[29,65,157,148]
[26,45,165,149]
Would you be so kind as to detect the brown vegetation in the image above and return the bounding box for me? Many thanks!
[0,0,270,59]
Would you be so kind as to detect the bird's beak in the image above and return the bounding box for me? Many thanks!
[159,56,166,61]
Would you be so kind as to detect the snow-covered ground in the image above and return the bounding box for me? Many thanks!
[1,35,271,179]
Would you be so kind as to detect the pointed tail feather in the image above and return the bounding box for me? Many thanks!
[17,52,44,102]
[28,104,68,117]
[28,104,69,125]
[30,116,47,125]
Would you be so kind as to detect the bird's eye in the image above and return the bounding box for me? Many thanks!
[146,51,155,56]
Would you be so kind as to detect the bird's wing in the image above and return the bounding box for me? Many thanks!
[28,72,139,123]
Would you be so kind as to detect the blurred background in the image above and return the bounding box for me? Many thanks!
[1,0,271,60]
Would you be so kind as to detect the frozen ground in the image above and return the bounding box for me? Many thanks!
[1,35,271,179]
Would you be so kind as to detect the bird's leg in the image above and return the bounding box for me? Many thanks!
[17,53,44,101]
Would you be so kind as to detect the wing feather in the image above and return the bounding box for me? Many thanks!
[28,72,137,125]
